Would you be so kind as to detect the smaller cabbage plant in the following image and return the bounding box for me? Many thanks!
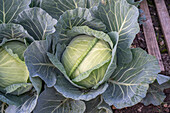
[0,0,57,111]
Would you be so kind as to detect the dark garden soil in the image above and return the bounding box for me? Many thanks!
[114,0,170,112]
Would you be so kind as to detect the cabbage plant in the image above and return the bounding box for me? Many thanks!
[0,24,37,113]
[0,0,57,112]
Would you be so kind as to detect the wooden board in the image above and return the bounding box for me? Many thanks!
[140,0,165,71]
[154,0,170,55]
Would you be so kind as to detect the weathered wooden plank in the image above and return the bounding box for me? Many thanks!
[154,0,170,55]
[140,0,165,71]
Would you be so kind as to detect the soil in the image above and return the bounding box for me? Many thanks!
[114,0,170,113]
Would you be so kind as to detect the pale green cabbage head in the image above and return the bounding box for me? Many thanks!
[61,35,112,88]
[0,41,29,88]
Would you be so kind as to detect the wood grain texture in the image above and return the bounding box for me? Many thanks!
[154,0,170,55]
[140,0,165,71]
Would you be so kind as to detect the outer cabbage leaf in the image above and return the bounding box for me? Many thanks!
[15,95,38,113]
[41,0,88,20]
[126,0,142,6]
[5,105,17,113]
[157,74,170,85]
[15,7,57,40]
[0,88,33,106]
[67,26,113,48]
[102,48,160,109]
[0,23,33,43]
[87,0,141,8]
[55,7,106,44]
[4,95,38,113]
[24,40,59,87]
[93,0,140,64]
[54,74,108,101]
[5,83,32,96]
[85,96,112,113]
[33,87,86,113]
[97,101,113,113]
[141,75,170,106]
[29,76,42,94]
[0,0,31,24]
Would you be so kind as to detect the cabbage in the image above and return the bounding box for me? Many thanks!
[62,35,112,88]
[0,41,29,88]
